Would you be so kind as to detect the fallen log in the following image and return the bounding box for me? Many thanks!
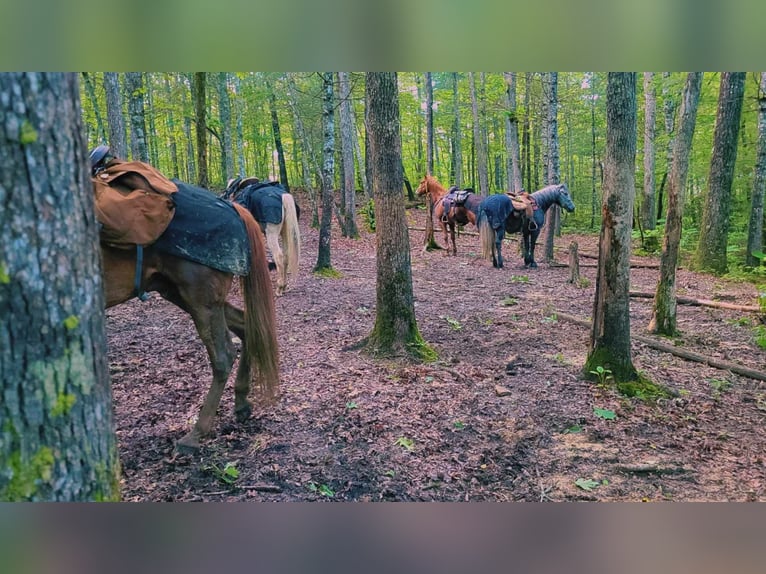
[554,311,766,382]
[629,291,762,313]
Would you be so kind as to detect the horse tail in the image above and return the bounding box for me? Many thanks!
[478,210,495,261]
[231,202,280,401]
[280,193,301,278]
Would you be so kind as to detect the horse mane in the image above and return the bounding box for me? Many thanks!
[417,174,447,198]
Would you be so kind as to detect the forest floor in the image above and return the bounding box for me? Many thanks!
[108,195,766,501]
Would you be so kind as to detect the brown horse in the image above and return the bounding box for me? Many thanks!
[415,175,482,255]
[101,201,279,451]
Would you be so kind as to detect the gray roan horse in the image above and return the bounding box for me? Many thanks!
[478,184,575,268]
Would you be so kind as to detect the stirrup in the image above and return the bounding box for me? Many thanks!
[528,220,538,231]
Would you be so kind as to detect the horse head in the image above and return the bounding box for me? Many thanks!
[415,175,432,197]
[556,184,576,213]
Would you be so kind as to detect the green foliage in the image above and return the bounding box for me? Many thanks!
[563,424,583,434]
[345,401,358,410]
[19,120,38,144]
[575,478,601,491]
[394,437,415,451]
[307,482,335,498]
[509,275,530,283]
[754,325,766,349]
[63,315,80,331]
[313,267,342,279]
[593,407,617,420]
[360,199,376,232]
[709,378,733,394]
[453,421,465,430]
[0,262,9,284]
[204,461,240,485]
[500,296,518,307]
[1,447,55,501]
[441,315,462,330]
[589,365,612,385]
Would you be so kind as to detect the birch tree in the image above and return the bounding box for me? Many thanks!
[649,73,703,335]
[746,72,766,267]
[640,72,657,230]
[339,72,359,238]
[314,73,335,273]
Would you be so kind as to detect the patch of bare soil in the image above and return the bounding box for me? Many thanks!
[108,198,766,501]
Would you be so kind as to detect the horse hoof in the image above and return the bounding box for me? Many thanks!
[235,403,252,423]
[175,432,201,453]
[529,262,538,269]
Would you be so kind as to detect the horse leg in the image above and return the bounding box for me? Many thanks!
[265,223,286,296]
[223,302,254,422]
[449,223,457,256]
[495,229,504,269]
[525,232,539,269]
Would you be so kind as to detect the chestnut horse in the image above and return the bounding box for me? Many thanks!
[416,175,482,256]
[101,200,279,451]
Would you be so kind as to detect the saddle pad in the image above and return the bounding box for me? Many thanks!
[152,181,250,275]
[236,182,287,225]
[480,194,515,229]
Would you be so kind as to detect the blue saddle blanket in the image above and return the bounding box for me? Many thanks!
[152,181,250,276]
[236,181,287,226]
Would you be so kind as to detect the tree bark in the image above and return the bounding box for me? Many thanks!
[425,72,434,176]
[339,72,359,238]
[543,72,560,261]
[746,72,766,267]
[103,72,127,158]
[451,72,463,188]
[693,72,746,274]
[0,73,119,501]
[641,72,657,230]
[585,72,639,383]
[363,72,433,360]
[144,74,159,167]
[124,72,148,162]
[192,72,208,188]
[314,72,335,271]
[218,72,234,186]
[657,72,678,222]
[267,77,289,191]
[649,73,703,335]
[504,72,523,193]
[81,72,106,145]
[162,75,180,179]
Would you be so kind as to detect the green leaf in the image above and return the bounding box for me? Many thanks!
[345,401,358,410]
[563,424,582,434]
[318,484,335,497]
[453,421,465,430]
[575,478,600,491]
[395,437,415,451]
[593,407,617,420]
[63,315,80,330]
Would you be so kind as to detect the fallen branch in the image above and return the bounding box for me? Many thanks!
[554,311,766,382]
[629,291,762,313]
[240,483,283,493]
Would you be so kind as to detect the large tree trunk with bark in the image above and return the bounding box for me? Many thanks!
[267,77,289,191]
[451,72,463,188]
[314,73,335,272]
[339,72,359,238]
[693,72,746,274]
[584,72,639,383]
[425,72,434,175]
[0,73,119,501]
[746,72,766,267]
[363,72,433,361]
[124,72,148,162]
[543,72,560,261]
[192,72,208,188]
[641,72,657,230]
[218,72,234,186]
[649,73,703,335]
[103,72,127,158]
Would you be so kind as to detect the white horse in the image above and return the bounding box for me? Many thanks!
[224,178,301,296]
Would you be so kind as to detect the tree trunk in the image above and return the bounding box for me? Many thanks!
[81,72,106,145]
[425,72,434,175]
[103,72,127,158]
[693,72,746,274]
[339,72,359,238]
[504,72,523,193]
[649,73,703,335]
[585,72,639,383]
[218,72,234,186]
[314,73,335,271]
[641,72,657,230]
[469,73,489,195]
[193,72,208,189]
[543,72,560,261]
[162,75,180,179]
[363,72,433,360]
[0,73,119,501]
[124,72,148,162]
[144,74,159,167]
[590,75,598,229]
[267,77,289,191]
[523,73,532,192]
[234,75,246,178]
[746,72,766,267]
[286,73,320,225]
[452,72,463,188]
[657,72,678,222]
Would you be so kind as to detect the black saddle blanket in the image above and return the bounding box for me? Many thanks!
[153,181,250,275]
[236,181,287,225]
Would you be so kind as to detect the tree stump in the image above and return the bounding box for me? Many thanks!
[568,241,580,284]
